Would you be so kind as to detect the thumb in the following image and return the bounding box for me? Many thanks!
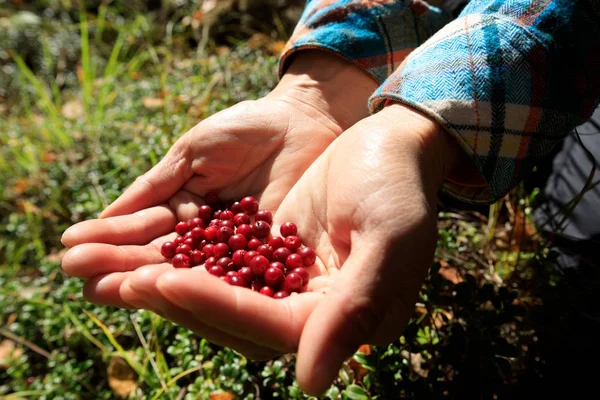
[296,236,430,395]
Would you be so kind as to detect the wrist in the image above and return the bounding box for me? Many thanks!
[269,50,378,132]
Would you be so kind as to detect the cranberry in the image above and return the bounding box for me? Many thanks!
[272,247,292,263]
[236,224,254,239]
[220,220,235,230]
[270,261,286,272]
[286,253,303,270]
[175,221,190,236]
[226,275,247,287]
[183,237,195,248]
[284,235,302,252]
[204,191,220,206]
[259,286,275,297]
[174,236,184,245]
[253,221,270,239]
[161,241,177,258]
[247,238,262,251]
[283,272,303,293]
[268,236,284,250]
[216,257,233,271]
[231,201,243,214]
[249,255,270,276]
[273,291,290,299]
[254,245,271,260]
[264,267,284,287]
[217,226,234,243]
[190,217,205,229]
[198,205,213,222]
[220,210,234,221]
[190,250,205,266]
[244,250,259,266]
[233,213,251,226]
[240,196,259,215]
[208,265,225,277]
[292,267,309,285]
[238,266,254,283]
[204,256,216,269]
[204,226,218,242]
[176,244,192,256]
[172,254,191,269]
[213,242,230,259]
[230,249,246,268]
[228,234,247,251]
[296,246,316,266]
[255,209,273,225]
[202,243,215,257]
[280,222,297,237]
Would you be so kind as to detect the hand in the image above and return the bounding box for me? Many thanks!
[117,103,460,394]
[61,51,377,307]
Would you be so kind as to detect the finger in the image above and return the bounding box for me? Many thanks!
[132,268,321,353]
[62,240,171,279]
[82,271,145,308]
[124,266,281,360]
[167,189,206,222]
[61,205,176,247]
[100,141,192,218]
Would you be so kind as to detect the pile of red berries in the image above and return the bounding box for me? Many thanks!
[160,194,316,299]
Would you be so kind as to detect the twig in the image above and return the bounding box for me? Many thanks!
[0,329,51,359]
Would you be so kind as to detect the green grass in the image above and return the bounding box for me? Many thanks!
[0,3,588,399]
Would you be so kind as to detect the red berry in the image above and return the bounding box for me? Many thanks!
[213,243,230,259]
[221,220,235,229]
[226,275,247,287]
[247,238,262,251]
[252,277,266,291]
[204,226,218,242]
[216,257,233,271]
[232,249,247,268]
[240,196,259,215]
[172,254,191,268]
[272,247,292,263]
[220,210,234,221]
[183,237,195,248]
[176,244,192,256]
[217,226,234,243]
[204,256,216,269]
[244,250,259,266]
[270,261,286,272]
[202,243,215,257]
[236,224,254,239]
[209,218,221,228]
[286,253,303,270]
[231,201,243,214]
[184,231,193,239]
[268,236,284,250]
[198,205,213,222]
[273,291,290,299]
[292,267,309,286]
[190,250,205,266]
[249,255,270,276]
[204,191,220,206]
[297,247,316,266]
[228,234,247,251]
[283,272,303,293]
[233,213,251,226]
[190,217,205,229]
[280,222,297,237]
[174,236,184,245]
[255,209,273,225]
[213,210,222,220]
[161,241,177,258]
[253,221,271,239]
[190,227,205,241]
[264,267,284,287]
[208,265,225,277]
[238,266,254,282]
[284,236,302,252]
[259,286,275,297]
[256,244,273,260]
[226,271,239,278]
[175,221,190,236]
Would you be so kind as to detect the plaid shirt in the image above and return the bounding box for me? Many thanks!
[280,0,600,204]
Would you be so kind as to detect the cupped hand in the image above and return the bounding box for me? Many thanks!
[116,103,460,394]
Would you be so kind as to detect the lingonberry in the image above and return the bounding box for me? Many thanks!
[252,277,266,291]
[232,249,247,269]
[190,250,205,266]
[204,191,220,206]
[244,250,259,266]
[240,196,259,215]
[204,256,216,269]
[216,257,233,271]
[220,220,235,230]
[172,254,191,268]
[255,209,273,225]
[283,272,303,293]
[233,213,251,226]
[183,237,195,248]
[264,267,284,287]
[259,286,275,297]
[213,242,229,259]
[236,224,254,239]
[296,246,316,266]
[231,201,243,214]
[249,255,270,276]
[198,205,213,222]
[213,210,222,220]
[226,271,239,278]
[285,253,303,270]
[204,226,218,242]
[256,244,273,260]
[161,241,177,258]
[217,226,234,243]
[284,235,302,252]
[208,265,225,277]
[226,275,247,287]
[270,261,286,272]
[238,266,254,283]
[175,221,190,236]
[176,244,192,256]
[268,236,284,250]
[280,222,297,237]
[247,238,262,251]
[184,231,193,240]
[253,221,270,239]
[273,291,290,299]
[202,243,215,257]
[190,227,205,241]
[228,234,247,251]
[190,217,205,229]
[272,247,292,263]
[209,218,221,228]
[292,267,309,286]
[220,210,234,221]
[174,236,184,245]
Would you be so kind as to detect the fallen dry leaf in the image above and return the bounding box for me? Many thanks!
[108,356,138,399]
[401,350,429,378]
[209,392,238,400]
[438,260,463,284]
[142,97,164,109]
[0,340,23,369]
